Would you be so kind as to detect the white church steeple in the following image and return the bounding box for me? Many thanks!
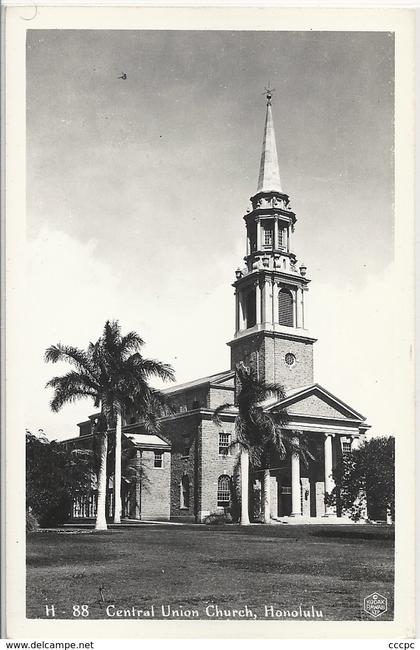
[228,91,316,389]
[257,89,283,194]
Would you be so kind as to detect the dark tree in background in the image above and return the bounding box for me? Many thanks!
[328,436,395,522]
[26,430,92,527]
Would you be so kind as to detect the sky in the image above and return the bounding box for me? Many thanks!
[26,30,395,440]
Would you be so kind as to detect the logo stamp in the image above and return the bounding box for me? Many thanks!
[363,592,388,618]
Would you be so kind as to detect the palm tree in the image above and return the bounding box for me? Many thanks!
[97,320,174,523]
[45,320,174,530]
[214,363,308,525]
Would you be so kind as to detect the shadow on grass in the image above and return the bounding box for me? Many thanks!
[310,527,394,541]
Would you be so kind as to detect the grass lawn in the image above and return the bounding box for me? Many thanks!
[27,523,394,621]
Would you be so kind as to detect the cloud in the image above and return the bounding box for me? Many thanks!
[310,265,396,437]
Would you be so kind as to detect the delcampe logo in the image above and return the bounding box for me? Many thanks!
[363,592,388,618]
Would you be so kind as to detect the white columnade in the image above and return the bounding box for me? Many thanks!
[324,434,335,516]
[291,434,301,516]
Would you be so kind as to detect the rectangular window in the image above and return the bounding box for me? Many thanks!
[218,432,230,456]
[154,452,163,468]
[342,441,352,454]
[217,476,231,507]
[264,228,273,246]
[278,228,285,248]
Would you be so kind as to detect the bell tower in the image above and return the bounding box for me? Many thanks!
[228,90,317,390]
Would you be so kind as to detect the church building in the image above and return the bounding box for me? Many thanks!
[67,93,369,523]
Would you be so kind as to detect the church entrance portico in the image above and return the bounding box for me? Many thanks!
[266,429,343,520]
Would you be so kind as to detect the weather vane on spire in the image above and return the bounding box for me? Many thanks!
[263,83,276,105]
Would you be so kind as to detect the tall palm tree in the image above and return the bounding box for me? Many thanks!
[97,320,174,523]
[214,363,308,525]
[45,320,174,529]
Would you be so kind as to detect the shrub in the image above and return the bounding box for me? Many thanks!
[327,436,395,522]
[204,511,233,525]
[26,431,92,527]
[26,510,39,532]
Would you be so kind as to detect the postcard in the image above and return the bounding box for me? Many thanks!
[3,5,416,640]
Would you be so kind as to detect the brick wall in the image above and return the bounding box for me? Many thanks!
[209,385,235,409]
[140,449,171,520]
[230,332,314,390]
[161,414,200,522]
[199,418,238,521]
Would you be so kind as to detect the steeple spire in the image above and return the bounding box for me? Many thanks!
[257,89,282,194]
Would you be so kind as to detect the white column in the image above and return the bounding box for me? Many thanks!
[273,217,279,250]
[256,219,261,250]
[256,281,262,324]
[301,287,305,328]
[235,290,240,333]
[324,434,335,516]
[291,434,301,516]
[295,288,302,328]
[239,293,246,330]
[296,286,305,328]
[272,282,278,324]
[263,279,271,325]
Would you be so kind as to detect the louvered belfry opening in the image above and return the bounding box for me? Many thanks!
[278,288,294,327]
[246,289,256,328]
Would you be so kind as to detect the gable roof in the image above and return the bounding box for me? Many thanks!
[265,383,367,422]
[124,433,171,449]
[161,370,234,396]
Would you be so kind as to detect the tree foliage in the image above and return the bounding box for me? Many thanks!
[44,320,175,528]
[45,320,174,431]
[327,436,395,522]
[26,430,92,527]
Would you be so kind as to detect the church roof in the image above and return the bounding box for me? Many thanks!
[124,433,171,449]
[256,97,283,194]
[161,369,234,395]
[264,383,368,423]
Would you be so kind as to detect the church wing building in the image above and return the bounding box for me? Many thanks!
[67,94,369,523]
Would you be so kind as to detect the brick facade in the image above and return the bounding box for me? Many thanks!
[138,449,171,520]
[160,413,201,522]
[230,331,314,390]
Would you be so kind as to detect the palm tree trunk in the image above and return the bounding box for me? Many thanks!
[95,431,108,531]
[240,447,250,525]
[113,412,122,523]
[263,468,271,524]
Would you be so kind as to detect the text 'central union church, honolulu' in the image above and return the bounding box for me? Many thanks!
[67,94,369,523]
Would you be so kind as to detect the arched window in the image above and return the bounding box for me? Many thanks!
[180,475,190,509]
[278,289,294,327]
[246,289,256,328]
[217,475,231,508]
